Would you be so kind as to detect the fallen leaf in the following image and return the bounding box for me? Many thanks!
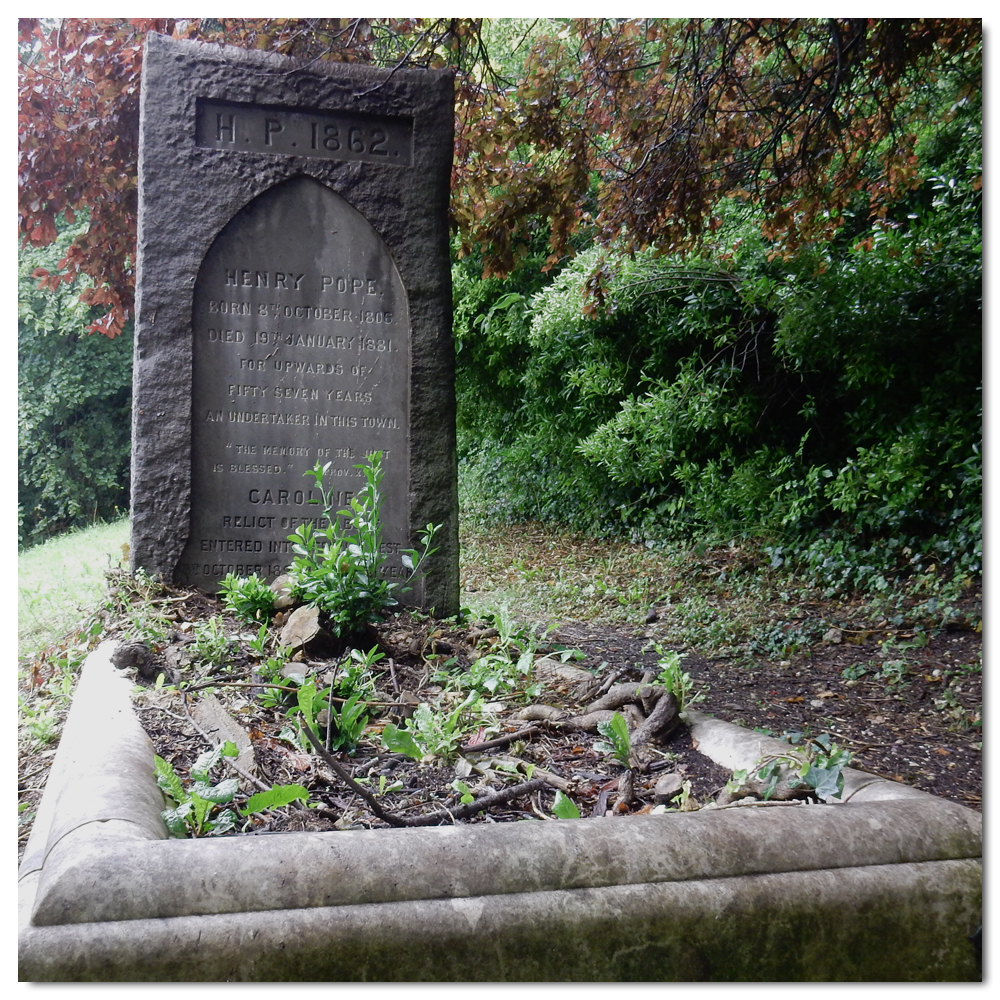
[285,752,312,772]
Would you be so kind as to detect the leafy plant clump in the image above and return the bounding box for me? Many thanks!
[431,609,556,700]
[18,213,133,548]
[455,75,981,595]
[287,453,439,637]
[594,711,633,769]
[381,690,494,762]
[277,647,381,755]
[219,572,276,623]
[727,732,852,804]
[217,453,441,636]
[652,646,704,712]
[154,741,309,837]
[154,742,242,836]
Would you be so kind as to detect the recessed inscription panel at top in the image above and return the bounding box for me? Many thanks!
[196,98,413,166]
[177,176,410,591]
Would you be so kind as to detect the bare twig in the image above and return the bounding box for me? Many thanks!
[17,761,54,785]
[404,777,548,827]
[458,726,540,754]
[298,720,409,827]
[301,718,552,829]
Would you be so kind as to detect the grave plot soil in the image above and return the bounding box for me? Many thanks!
[124,601,732,834]
[556,621,982,811]
[109,585,980,838]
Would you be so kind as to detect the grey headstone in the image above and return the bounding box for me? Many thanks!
[131,34,457,616]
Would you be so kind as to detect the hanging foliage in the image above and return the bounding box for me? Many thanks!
[18,17,981,336]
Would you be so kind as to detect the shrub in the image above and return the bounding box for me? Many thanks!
[18,215,132,547]
[286,453,439,637]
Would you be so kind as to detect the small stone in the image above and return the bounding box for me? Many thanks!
[653,772,684,803]
[270,574,295,609]
[280,663,308,682]
[823,628,843,644]
[111,642,158,681]
[280,604,321,650]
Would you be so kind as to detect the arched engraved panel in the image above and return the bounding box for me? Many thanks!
[177,176,410,591]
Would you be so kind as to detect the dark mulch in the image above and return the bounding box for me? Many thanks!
[555,620,982,810]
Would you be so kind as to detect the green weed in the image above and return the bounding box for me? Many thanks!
[594,712,633,769]
[154,743,242,837]
[154,741,310,836]
[551,789,582,819]
[190,616,235,670]
[651,646,704,711]
[220,572,276,623]
[381,690,494,762]
[287,453,440,637]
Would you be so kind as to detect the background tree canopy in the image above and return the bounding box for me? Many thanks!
[18,17,981,592]
[18,17,980,332]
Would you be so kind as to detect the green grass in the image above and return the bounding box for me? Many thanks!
[18,517,130,659]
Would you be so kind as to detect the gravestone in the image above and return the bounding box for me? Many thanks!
[130,34,458,615]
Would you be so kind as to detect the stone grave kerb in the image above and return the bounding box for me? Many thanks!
[131,33,457,614]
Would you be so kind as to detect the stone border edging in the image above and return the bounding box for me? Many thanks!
[19,640,167,884]
[18,642,982,981]
[682,708,976,805]
[20,860,983,981]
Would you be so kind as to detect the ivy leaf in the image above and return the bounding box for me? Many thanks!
[805,764,845,802]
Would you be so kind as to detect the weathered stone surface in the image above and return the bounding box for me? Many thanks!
[18,859,985,981]
[130,34,457,614]
[20,645,983,981]
[190,695,256,781]
[176,176,412,592]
